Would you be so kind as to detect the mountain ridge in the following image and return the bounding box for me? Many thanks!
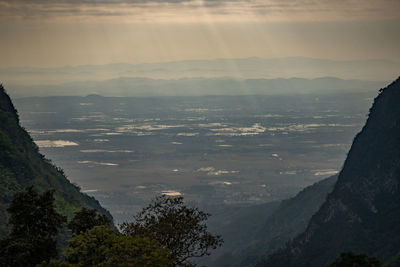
[2,57,398,88]
[200,175,337,267]
[8,77,385,98]
[0,84,112,237]
[259,77,400,266]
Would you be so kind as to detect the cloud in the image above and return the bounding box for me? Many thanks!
[0,0,399,22]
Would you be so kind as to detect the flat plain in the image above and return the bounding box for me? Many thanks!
[15,93,374,223]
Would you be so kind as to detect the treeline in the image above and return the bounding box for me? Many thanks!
[0,187,222,267]
[0,187,383,267]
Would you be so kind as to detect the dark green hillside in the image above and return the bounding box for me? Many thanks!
[0,84,112,237]
[260,77,400,267]
[253,175,337,260]
[201,175,337,267]
[383,251,400,267]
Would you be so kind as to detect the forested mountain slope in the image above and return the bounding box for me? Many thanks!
[202,175,337,267]
[259,77,400,267]
[0,84,112,237]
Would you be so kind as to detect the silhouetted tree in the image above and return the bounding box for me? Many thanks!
[68,207,111,235]
[0,186,66,267]
[328,252,380,267]
[120,195,223,266]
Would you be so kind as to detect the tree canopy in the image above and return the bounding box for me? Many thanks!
[68,207,111,235]
[120,195,223,266]
[1,189,222,267]
[0,186,66,267]
[42,225,173,267]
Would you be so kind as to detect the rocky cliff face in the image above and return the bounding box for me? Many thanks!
[0,84,112,237]
[259,77,400,267]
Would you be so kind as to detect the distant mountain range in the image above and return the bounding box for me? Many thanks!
[258,77,400,266]
[7,76,386,98]
[4,56,397,97]
[0,85,112,237]
[2,57,399,85]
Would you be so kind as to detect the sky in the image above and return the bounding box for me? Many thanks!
[0,0,400,67]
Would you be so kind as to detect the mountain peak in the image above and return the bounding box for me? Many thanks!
[0,84,18,119]
[260,77,400,267]
[0,85,112,238]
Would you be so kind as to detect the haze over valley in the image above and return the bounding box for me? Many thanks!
[15,92,375,223]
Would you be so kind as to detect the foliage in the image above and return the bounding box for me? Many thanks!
[260,78,400,267]
[0,85,113,238]
[37,259,71,267]
[0,187,66,267]
[68,207,111,235]
[40,225,173,267]
[7,186,66,238]
[328,252,380,267]
[121,195,223,266]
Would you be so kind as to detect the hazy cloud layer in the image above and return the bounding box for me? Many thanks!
[1,0,399,22]
[1,0,399,68]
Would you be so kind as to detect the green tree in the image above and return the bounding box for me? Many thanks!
[43,225,173,267]
[0,186,66,267]
[328,252,380,267]
[120,195,223,266]
[68,207,111,235]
